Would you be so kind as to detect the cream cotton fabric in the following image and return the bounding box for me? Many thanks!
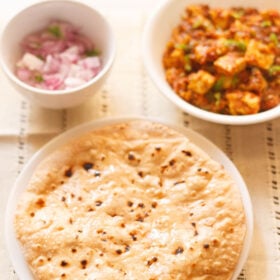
[0,1,280,279]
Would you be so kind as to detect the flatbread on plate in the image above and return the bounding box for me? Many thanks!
[14,120,246,280]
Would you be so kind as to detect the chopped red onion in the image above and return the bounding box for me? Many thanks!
[16,21,102,90]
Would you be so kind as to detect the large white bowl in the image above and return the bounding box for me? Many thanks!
[5,116,253,279]
[142,0,280,125]
[0,0,115,109]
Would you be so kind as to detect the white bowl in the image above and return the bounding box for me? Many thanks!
[142,0,280,125]
[5,116,253,279]
[0,0,115,109]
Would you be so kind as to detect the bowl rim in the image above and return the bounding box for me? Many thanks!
[0,0,116,96]
[142,0,280,125]
[5,115,253,279]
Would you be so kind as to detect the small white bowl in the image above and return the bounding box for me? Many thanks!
[0,0,115,109]
[142,0,280,125]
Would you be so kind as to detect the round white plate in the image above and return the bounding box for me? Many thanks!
[5,116,253,279]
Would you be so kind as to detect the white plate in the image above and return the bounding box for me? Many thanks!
[5,116,253,279]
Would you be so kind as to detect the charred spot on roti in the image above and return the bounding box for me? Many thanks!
[64,168,73,177]
[35,198,45,208]
[182,150,192,156]
[60,260,69,267]
[147,256,158,266]
[80,259,87,269]
[174,247,184,255]
[83,162,94,171]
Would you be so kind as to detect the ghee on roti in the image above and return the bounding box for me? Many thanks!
[14,120,246,280]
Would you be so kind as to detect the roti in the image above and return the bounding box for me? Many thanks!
[14,120,246,280]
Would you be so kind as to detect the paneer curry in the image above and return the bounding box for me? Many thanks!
[163,5,280,115]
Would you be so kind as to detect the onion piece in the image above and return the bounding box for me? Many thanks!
[16,20,102,91]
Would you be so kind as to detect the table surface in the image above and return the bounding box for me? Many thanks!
[0,1,280,279]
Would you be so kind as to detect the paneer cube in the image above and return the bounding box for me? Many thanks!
[194,39,228,65]
[163,47,185,68]
[261,87,280,111]
[245,39,275,69]
[194,44,211,64]
[241,68,268,92]
[209,9,231,29]
[214,52,246,75]
[188,70,216,94]
[186,5,209,17]
[226,90,261,115]
[178,90,192,101]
